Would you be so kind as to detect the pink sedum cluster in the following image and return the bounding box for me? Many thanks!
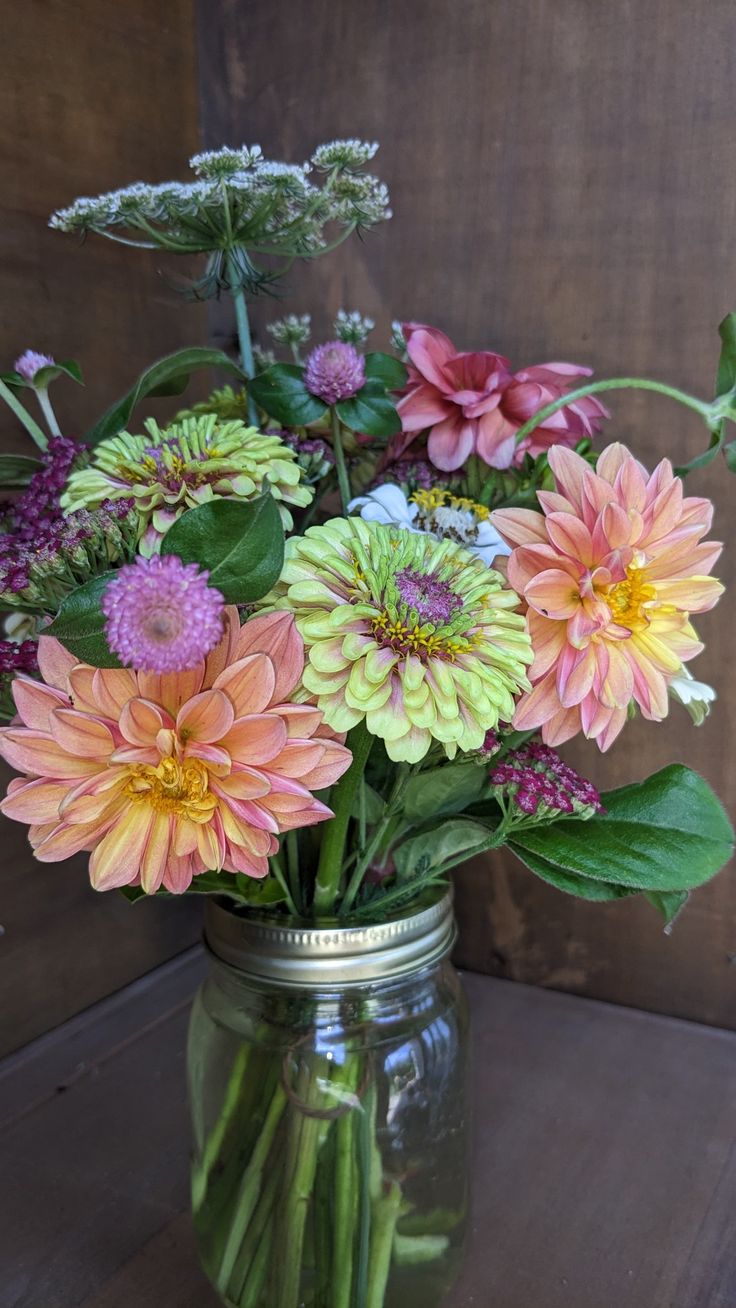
[395,323,608,471]
[492,443,724,750]
[0,611,351,894]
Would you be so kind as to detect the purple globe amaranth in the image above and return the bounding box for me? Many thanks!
[304,340,366,405]
[101,554,225,673]
[13,350,55,382]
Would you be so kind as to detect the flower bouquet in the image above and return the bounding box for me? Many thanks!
[0,139,733,1307]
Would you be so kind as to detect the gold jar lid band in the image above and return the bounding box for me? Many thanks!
[204,888,456,988]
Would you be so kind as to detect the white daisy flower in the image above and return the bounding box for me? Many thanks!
[349,484,512,567]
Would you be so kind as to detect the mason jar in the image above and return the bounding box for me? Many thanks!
[187,889,470,1308]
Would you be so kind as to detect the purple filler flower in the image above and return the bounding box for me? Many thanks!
[14,350,55,382]
[490,741,603,817]
[102,555,225,673]
[304,341,366,405]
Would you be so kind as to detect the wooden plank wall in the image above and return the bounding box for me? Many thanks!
[0,0,205,1055]
[199,0,736,1027]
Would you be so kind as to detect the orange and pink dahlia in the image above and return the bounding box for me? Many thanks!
[492,443,724,750]
[0,611,351,893]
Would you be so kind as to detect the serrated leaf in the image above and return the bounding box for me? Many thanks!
[249,363,328,427]
[510,765,733,894]
[161,494,284,604]
[0,453,42,488]
[45,573,122,667]
[85,347,244,446]
[403,762,487,822]
[336,381,402,437]
[363,352,408,390]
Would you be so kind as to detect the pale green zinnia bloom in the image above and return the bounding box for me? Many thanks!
[261,517,532,763]
[61,414,312,555]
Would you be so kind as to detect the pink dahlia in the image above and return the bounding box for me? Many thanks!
[304,341,366,404]
[492,443,724,751]
[0,611,351,893]
[500,364,609,464]
[102,554,225,673]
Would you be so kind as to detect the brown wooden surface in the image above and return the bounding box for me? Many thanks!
[198,0,736,1027]
[2,953,735,1307]
[0,0,205,1055]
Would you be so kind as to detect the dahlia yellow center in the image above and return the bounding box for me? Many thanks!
[125,755,216,821]
[603,565,657,631]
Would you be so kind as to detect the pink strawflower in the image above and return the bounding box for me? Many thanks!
[102,555,225,673]
[304,341,366,404]
[0,611,352,893]
[395,324,609,472]
[14,350,55,382]
[501,364,609,464]
[396,323,511,471]
[492,443,724,751]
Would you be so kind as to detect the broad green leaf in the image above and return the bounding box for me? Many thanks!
[336,381,402,437]
[510,765,733,894]
[32,359,84,389]
[394,818,498,881]
[85,347,244,446]
[716,312,736,397]
[644,889,689,925]
[249,363,328,426]
[161,494,284,604]
[45,573,122,667]
[508,840,636,902]
[363,352,408,390]
[403,762,487,822]
[0,453,42,488]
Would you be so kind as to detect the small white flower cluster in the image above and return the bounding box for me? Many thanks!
[311,139,379,170]
[267,314,312,347]
[49,141,391,274]
[334,309,375,346]
[390,321,407,353]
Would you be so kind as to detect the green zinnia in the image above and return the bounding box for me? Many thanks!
[61,413,312,555]
[260,517,532,763]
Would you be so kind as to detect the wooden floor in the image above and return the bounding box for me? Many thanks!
[1,951,735,1308]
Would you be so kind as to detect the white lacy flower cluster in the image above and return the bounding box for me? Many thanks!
[334,309,375,345]
[349,484,512,568]
[267,314,312,347]
[49,141,391,260]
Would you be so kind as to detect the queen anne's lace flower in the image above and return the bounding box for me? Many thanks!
[102,556,225,672]
[260,517,532,763]
[61,414,312,554]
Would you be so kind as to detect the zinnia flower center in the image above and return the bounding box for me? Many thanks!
[126,755,216,817]
[605,565,657,631]
[394,567,462,624]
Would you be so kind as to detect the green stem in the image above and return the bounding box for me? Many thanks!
[366,1181,402,1308]
[332,1060,359,1308]
[226,248,259,427]
[354,1076,376,1307]
[276,1071,332,1308]
[215,1083,287,1293]
[269,849,299,916]
[513,376,715,448]
[340,765,412,917]
[313,721,374,916]
[192,1044,250,1212]
[331,408,352,514]
[34,388,61,438]
[285,831,301,913]
[231,1152,281,1304]
[0,380,48,449]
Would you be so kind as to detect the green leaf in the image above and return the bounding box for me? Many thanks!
[85,347,244,446]
[716,313,736,397]
[0,453,42,488]
[675,429,723,476]
[32,359,84,389]
[249,363,328,427]
[45,573,122,667]
[363,352,408,390]
[724,440,736,473]
[510,765,733,894]
[507,841,636,902]
[403,762,487,822]
[121,871,286,906]
[336,381,402,437]
[161,494,284,604]
[394,818,498,880]
[645,889,689,925]
[351,782,385,824]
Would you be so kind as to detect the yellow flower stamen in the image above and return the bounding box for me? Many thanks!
[125,756,216,821]
[604,565,657,631]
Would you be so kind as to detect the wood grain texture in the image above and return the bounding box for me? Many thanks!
[198,0,736,1026]
[3,955,735,1307]
[0,0,205,1055]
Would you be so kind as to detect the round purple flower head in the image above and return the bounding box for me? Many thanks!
[304,341,365,405]
[102,555,225,673]
[14,350,55,382]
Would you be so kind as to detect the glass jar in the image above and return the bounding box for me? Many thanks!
[187,889,470,1308]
